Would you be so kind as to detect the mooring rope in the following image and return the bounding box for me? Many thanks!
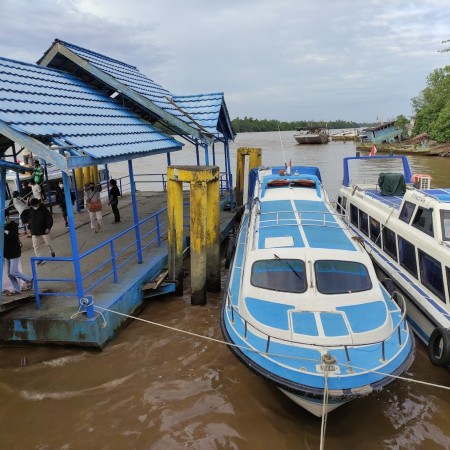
[90,305,450,392]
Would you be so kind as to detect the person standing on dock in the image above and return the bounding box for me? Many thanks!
[108,179,121,223]
[29,198,55,265]
[56,182,75,228]
[85,182,102,233]
[3,210,33,295]
[30,179,43,204]
[12,191,31,236]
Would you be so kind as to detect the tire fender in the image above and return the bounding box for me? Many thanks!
[428,327,450,368]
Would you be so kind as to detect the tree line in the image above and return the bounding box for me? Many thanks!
[231,117,370,133]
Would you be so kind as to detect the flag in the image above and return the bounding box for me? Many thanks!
[286,159,292,175]
[370,144,377,157]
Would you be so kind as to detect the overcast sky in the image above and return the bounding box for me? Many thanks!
[1,0,448,123]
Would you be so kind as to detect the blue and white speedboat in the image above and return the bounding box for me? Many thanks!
[221,165,415,417]
[338,155,450,369]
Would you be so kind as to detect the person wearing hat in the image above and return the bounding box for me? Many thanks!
[29,198,55,265]
[3,209,33,295]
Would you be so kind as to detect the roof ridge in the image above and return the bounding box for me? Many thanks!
[55,39,138,71]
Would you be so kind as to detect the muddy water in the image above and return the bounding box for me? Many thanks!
[1,132,450,449]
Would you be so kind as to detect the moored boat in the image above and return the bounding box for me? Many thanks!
[337,155,450,369]
[294,127,329,144]
[221,164,415,416]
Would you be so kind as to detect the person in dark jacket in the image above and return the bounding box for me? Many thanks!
[29,198,55,265]
[3,210,33,294]
[56,182,75,228]
[108,179,121,223]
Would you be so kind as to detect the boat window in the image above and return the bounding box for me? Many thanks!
[446,267,450,304]
[337,196,342,214]
[251,259,307,293]
[419,250,445,301]
[398,236,418,278]
[412,207,434,237]
[315,260,372,294]
[342,196,347,212]
[382,226,398,261]
[350,204,359,227]
[399,201,416,224]
[370,217,382,248]
[359,210,369,236]
[441,210,450,241]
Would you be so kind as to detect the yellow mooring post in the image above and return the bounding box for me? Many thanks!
[90,166,99,186]
[235,147,262,206]
[167,165,220,305]
[82,166,91,186]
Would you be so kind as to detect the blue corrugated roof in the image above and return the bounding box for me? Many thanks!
[0,56,182,165]
[38,40,235,140]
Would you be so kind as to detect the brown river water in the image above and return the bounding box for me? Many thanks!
[1,131,450,449]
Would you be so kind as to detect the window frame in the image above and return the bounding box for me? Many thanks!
[399,200,416,224]
[397,236,418,278]
[412,207,434,237]
[350,203,359,227]
[359,209,369,236]
[369,217,382,248]
[382,226,398,261]
[441,210,450,241]
[418,250,445,302]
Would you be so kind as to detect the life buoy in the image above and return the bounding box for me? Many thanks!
[427,327,450,367]
[292,179,316,187]
[267,179,290,187]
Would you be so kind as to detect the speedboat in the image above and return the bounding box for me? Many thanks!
[294,127,329,144]
[337,155,450,369]
[221,165,415,416]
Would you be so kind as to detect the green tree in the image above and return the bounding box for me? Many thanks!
[394,114,409,135]
[412,66,450,142]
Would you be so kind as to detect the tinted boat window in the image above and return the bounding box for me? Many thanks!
[441,210,450,241]
[370,217,381,248]
[251,259,307,293]
[350,204,358,227]
[315,260,372,294]
[359,210,369,236]
[382,226,397,261]
[419,250,445,301]
[399,201,416,223]
[412,207,434,237]
[398,236,418,278]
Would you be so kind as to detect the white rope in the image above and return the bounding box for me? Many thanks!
[92,305,450,391]
[320,366,330,450]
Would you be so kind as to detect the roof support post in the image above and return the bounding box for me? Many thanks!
[203,142,209,166]
[195,141,200,166]
[0,166,6,301]
[235,147,262,206]
[128,159,143,264]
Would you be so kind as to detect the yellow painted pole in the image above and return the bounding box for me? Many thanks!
[249,147,262,173]
[206,177,220,292]
[74,168,84,211]
[90,166,99,186]
[235,149,245,206]
[190,181,207,305]
[83,166,91,186]
[167,168,184,296]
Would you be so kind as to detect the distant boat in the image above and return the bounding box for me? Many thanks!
[221,164,415,416]
[294,127,329,145]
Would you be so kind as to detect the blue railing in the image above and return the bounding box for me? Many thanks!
[31,207,170,308]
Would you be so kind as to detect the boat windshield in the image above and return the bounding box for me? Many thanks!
[251,259,307,293]
[315,260,372,294]
[441,210,450,241]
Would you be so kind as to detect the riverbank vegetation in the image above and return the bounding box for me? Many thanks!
[231,117,372,133]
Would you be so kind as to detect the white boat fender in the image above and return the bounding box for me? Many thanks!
[427,327,450,368]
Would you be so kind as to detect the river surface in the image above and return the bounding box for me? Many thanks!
[1,131,450,449]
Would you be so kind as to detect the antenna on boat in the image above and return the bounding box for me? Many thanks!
[278,125,287,166]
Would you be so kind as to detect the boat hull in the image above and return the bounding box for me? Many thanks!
[294,135,328,145]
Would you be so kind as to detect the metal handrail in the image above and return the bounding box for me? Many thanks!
[225,288,409,367]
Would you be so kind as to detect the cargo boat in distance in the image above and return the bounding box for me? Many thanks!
[221,164,415,417]
[294,127,329,144]
[337,155,450,369]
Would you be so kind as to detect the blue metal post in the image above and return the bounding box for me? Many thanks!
[203,142,210,166]
[0,167,6,300]
[104,164,110,197]
[166,152,171,166]
[212,142,216,165]
[225,138,234,208]
[62,171,84,302]
[128,159,143,263]
[195,141,200,165]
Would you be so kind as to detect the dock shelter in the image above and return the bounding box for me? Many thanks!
[0,41,236,347]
